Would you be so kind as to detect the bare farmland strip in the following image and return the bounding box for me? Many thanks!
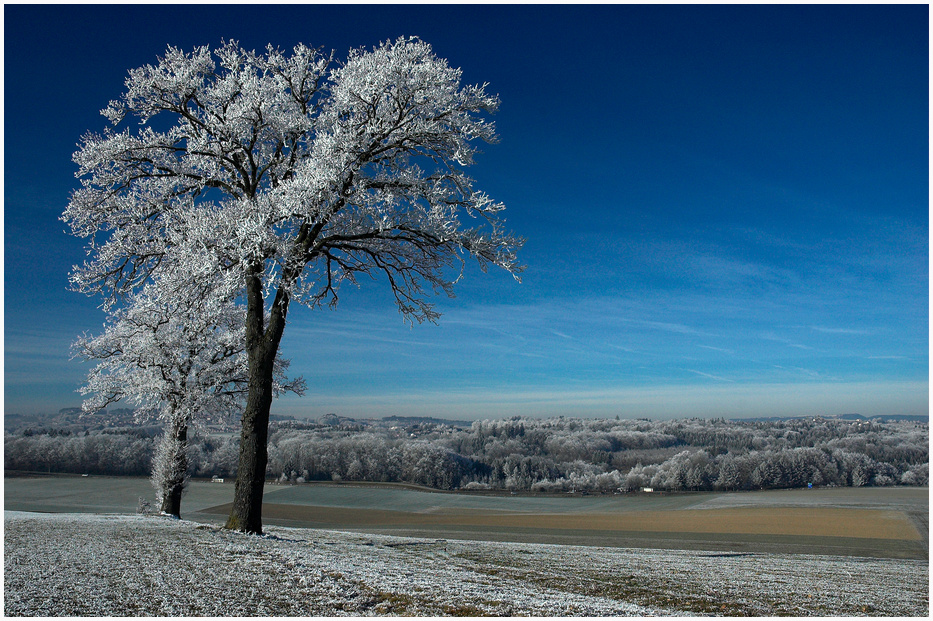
[201,503,919,539]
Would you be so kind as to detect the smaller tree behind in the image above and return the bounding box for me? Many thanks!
[74,269,302,516]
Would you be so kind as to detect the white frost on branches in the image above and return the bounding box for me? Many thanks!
[73,277,244,422]
[63,37,522,530]
[63,37,522,320]
[73,265,303,512]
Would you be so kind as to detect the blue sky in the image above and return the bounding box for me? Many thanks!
[4,4,928,420]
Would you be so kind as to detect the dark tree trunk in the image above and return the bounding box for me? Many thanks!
[161,482,184,517]
[159,418,188,518]
[226,270,289,534]
[225,358,275,533]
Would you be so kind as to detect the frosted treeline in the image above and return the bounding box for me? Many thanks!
[4,428,156,476]
[6,416,927,492]
[265,417,929,491]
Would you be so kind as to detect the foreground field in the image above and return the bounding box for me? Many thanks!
[4,511,928,616]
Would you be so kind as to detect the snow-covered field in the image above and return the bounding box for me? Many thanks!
[4,510,928,616]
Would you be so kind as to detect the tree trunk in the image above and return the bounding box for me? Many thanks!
[226,271,289,534]
[159,420,188,517]
[153,411,189,518]
[225,361,275,533]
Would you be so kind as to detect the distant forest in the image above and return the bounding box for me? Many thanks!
[5,413,928,492]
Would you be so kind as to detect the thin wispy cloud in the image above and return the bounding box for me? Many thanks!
[760,332,814,351]
[810,326,873,335]
[642,321,698,335]
[697,344,734,354]
[684,369,735,382]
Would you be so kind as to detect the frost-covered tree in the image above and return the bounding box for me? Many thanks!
[73,267,303,517]
[63,38,522,533]
[714,454,740,491]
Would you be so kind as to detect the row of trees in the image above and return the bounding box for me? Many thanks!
[263,416,928,491]
[7,416,927,493]
[4,429,155,477]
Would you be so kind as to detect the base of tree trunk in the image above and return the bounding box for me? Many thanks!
[160,486,183,518]
[225,400,271,534]
[225,474,266,534]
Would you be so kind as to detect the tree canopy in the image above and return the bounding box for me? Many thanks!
[63,37,521,315]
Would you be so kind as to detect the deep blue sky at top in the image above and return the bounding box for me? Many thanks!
[4,4,928,419]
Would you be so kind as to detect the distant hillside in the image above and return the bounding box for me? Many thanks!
[380,415,473,428]
[3,408,238,434]
[5,408,150,434]
[734,413,928,423]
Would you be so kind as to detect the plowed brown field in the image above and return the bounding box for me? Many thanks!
[200,495,926,559]
[208,503,919,540]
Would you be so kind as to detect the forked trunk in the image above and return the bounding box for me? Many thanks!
[226,272,288,534]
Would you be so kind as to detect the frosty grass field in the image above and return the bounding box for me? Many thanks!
[4,478,929,616]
